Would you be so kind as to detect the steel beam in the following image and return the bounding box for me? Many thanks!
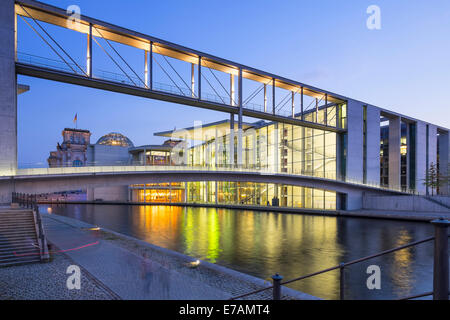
[191,63,195,98]
[144,49,148,88]
[15,63,346,133]
[272,78,275,115]
[198,56,202,100]
[15,0,347,104]
[149,41,153,90]
[87,23,92,77]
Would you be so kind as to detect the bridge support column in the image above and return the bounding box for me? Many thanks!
[0,0,17,190]
[87,187,94,201]
[229,114,235,167]
[388,116,401,190]
[215,181,218,205]
[438,131,449,195]
[237,68,243,167]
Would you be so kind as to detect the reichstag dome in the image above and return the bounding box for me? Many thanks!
[96,132,134,147]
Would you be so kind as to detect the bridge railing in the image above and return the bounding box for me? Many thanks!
[10,163,415,194]
[229,218,449,300]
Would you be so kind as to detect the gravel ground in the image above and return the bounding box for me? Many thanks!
[0,252,116,300]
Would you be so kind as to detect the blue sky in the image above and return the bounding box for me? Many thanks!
[16,0,450,167]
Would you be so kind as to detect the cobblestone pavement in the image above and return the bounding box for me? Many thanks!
[0,251,114,300]
[42,213,317,300]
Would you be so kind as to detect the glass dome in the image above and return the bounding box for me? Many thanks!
[96,132,134,147]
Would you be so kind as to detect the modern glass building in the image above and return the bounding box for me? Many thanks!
[127,102,449,211]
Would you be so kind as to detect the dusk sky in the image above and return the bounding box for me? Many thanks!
[16,0,450,167]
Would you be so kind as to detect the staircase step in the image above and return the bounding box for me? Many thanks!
[0,256,42,267]
[0,255,42,263]
[0,220,35,224]
[0,245,39,252]
[0,224,35,229]
[0,219,34,224]
[0,213,34,217]
[0,249,40,258]
[0,223,34,232]
[0,240,39,248]
[0,218,34,222]
[0,231,37,237]
[0,235,37,241]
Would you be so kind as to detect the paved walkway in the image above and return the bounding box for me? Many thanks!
[42,214,229,299]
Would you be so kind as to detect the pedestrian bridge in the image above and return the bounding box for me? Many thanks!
[6,165,402,194]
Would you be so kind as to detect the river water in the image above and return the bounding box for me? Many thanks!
[42,204,436,300]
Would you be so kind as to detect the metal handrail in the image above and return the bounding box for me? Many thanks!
[230,235,436,300]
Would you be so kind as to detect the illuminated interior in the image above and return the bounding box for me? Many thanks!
[131,181,336,210]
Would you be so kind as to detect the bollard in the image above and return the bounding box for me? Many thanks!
[271,273,283,300]
[431,218,449,300]
[339,263,345,300]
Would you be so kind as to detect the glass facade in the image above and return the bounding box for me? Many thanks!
[184,120,338,180]
[131,181,336,210]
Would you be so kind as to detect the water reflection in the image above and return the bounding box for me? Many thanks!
[43,204,435,300]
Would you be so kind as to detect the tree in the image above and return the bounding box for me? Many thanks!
[423,162,447,196]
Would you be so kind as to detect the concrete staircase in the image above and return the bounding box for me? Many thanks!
[0,208,49,267]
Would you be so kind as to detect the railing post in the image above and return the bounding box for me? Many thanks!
[339,263,345,300]
[431,218,449,300]
[271,273,283,300]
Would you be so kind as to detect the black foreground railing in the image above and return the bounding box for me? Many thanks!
[230,217,449,300]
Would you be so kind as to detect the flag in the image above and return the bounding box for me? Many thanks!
[73,113,77,123]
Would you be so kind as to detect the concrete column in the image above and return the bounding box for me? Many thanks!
[274,123,279,172]
[388,116,401,190]
[428,124,438,173]
[214,128,218,168]
[229,115,235,167]
[366,106,381,185]
[416,121,427,194]
[86,187,94,201]
[237,68,243,167]
[252,131,257,169]
[438,131,449,195]
[215,181,218,204]
[346,100,364,183]
[144,50,148,87]
[0,0,17,182]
